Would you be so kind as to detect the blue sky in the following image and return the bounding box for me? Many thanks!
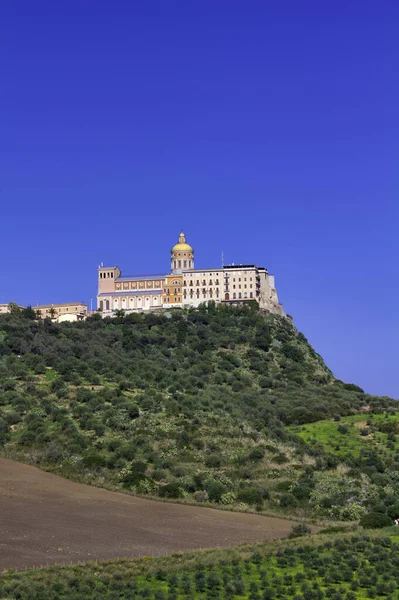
[1,1,398,397]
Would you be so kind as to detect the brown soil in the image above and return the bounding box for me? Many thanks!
[0,459,304,571]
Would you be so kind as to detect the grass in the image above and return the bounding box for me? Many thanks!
[290,412,399,463]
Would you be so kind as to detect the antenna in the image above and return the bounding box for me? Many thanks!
[221,251,224,267]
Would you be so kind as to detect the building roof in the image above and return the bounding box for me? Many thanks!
[98,266,119,270]
[171,232,193,254]
[35,302,87,309]
[115,274,166,282]
[98,289,162,297]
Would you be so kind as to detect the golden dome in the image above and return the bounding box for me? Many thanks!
[171,232,193,254]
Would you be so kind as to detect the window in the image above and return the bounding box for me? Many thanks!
[190,281,193,286]
[196,280,199,286]
[239,292,242,299]
[111,273,113,278]
[233,293,236,299]
[184,260,187,268]
[250,292,253,298]
[244,284,247,289]
[203,294,206,299]
[233,285,236,289]
[209,280,213,285]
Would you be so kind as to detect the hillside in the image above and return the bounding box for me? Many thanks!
[0,303,396,521]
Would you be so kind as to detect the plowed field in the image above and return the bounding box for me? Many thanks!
[0,458,302,570]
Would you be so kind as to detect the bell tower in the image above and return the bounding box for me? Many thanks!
[170,231,194,274]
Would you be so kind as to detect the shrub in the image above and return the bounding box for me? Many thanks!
[249,446,265,461]
[359,512,392,529]
[288,523,311,538]
[206,480,226,502]
[237,487,264,506]
[158,482,184,499]
[205,455,222,468]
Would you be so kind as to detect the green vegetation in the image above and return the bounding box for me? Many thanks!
[291,413,399,521]
[0,303,397,520]
[2,532,399,599]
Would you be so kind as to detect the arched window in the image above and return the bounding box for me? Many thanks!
[106,300,110,310]
[233,293,236,299]
[99,300,104,311]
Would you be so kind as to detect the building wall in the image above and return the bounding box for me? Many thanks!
[0,304,25,314]
[182,270,222,306]
[98,267,121,294]
[34,303,87,318]
[163,275,183,306]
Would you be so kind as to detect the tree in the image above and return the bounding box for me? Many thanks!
[49,307,57,319]
[7,302,20,315]
[22,306,37,320]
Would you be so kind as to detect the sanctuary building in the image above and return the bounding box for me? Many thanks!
[97,233,284,315]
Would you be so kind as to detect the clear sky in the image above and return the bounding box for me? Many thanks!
[2,1,398,397]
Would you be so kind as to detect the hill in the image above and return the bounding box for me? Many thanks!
[0,303,396,522]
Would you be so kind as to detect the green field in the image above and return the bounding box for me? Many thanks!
[291,412,399,463]
[2,532,399,599]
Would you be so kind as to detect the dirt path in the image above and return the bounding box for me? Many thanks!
[0,458,300,570]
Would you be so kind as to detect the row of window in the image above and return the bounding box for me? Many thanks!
[164,288,181,294]
[184,293,221,300]
[99,272,114,279]
[186,272,221,277]
[185,279,220,286]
